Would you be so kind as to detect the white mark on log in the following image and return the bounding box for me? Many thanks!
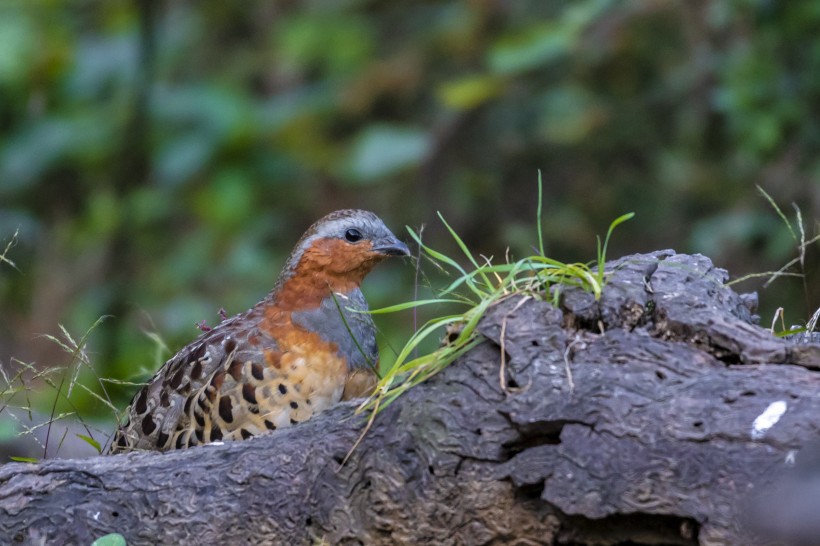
[751,401,787,439]
[93,512,100,521]
[785,450,796,466]
[208,441,225,446]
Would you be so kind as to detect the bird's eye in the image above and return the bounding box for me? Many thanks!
[345,228,363,242]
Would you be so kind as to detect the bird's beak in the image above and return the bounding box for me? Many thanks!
[373,237,410,257]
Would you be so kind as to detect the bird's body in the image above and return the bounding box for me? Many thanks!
[109,209,408,453]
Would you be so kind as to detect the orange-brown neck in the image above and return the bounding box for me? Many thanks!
[273,238,384,311]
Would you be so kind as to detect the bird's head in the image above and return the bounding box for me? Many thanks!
[274,209,409,301]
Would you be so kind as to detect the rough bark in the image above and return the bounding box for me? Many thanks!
[1,250,819,546]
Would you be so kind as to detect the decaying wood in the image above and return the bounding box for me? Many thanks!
[1,250,818,545]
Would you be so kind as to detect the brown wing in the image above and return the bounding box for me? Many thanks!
[109,307,358,453]
[172,326,352,448]
[109,311,263,453]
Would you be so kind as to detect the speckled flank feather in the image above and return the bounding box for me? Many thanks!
[109,209,408,453]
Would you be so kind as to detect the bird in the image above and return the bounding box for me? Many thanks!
[108,209,409,453]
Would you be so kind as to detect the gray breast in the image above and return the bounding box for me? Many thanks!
[290,289,378,370]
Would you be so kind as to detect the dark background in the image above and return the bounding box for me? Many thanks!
[1,0,818,456]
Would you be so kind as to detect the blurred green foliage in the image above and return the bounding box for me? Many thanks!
[0,0,818,430]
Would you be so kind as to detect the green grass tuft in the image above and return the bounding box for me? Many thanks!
[358,175,633,417]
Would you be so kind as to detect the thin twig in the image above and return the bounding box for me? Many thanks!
[341,396,381,468]
[770,307,785,334]
[807,307,820,334]
[563,335,580,394]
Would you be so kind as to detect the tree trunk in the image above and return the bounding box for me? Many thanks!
[1,250,818,546]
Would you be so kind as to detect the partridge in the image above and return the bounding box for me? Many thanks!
[109,209,409,453]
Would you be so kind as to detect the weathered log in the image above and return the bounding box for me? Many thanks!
[1,250,818,545]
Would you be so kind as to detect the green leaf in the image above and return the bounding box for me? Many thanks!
[154,133,215,188]
[276,15,374,76]
[438,75,505,110]
[347,125,431,182]
[488,0,612,74]
[67,36,135,100]
[488,22,572,74]
[91,533,127,546]
[9,456,38,463]
[0,116,112,189]
[436,211,493,290]
[193,170,255,230]
[0,11,36,84]
[76,433,102,453]
[367,299,466,314]
[540,87,603,144]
